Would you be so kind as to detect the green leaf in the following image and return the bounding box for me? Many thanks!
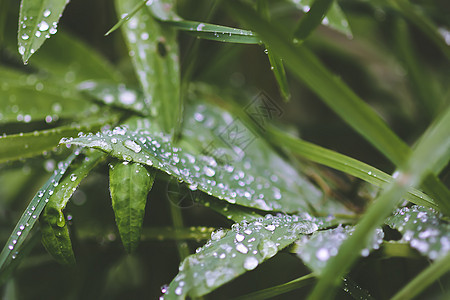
[77,81,147,115]
[18,0,69,63]
[115,0,180,134]
[266,127,438,209]
[266,48,290,101]
[109,161,156,253]
[39,150,106,264]
[0,152,78,275]
[308,103,450,299]
[294,225,384,275]
[385,205,450,260]
[290,0,352,37]
[164,20,262,44]
[0,119,111,164]
[293,0,334,42]
[163,214,319,298]
[62,126,314,213]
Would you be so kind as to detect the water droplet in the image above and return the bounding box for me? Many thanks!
[243,256,259,270]
[123,140,142,153]
[43,9,51,17]
[196,23,205,31]
[204,166,215,177]
[211,229,226,241]
[21,33,29,40]
[119,90,136,105]
[70,174,77,182]
[18,46,25,55]
[316,248,330,261]
[265,224,276,231]
[236,243,248,254]
[38,20,49,31]
[235,233,245,242]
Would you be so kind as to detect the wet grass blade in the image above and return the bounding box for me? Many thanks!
[109,161,156,253]
[308,106,450,299]
[105,0,149,36]
[293,0,333,42]
[18,0,70,63]
[0,151,78,276]
[40,150,106,264]
[116,0,180,134]
[266,127,437,209]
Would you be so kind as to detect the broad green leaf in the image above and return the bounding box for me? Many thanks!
[109,161,156,253]
[290,0,352,37]
[77,81,147,115]
[294,226,384,275]
[116,0,180,134]
[62,126,313,213]
[385,205,450,260]
[0,118,112,164]
[39,150,106,264]
[0,152,78,276]
[309,102,450,299]
[18,0,69,63]
[266,127,437,209]
[227,2,450,211]
[163,214,319,299]
[164,20,262,44]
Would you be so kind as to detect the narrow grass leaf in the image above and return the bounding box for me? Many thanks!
[293,0,333,42]
[164,20,261,44]
[109,161,156,253]
[61,126,313,213]
[0,120,108,164]
[266,48,290,101]
[290,0,352,37]
[294,226,384,275]
[0,152,78,275]
[40,150,106,264]
[267,127,437,209]
[116,0,180,134]
[163,215,319,299]
[308,105,450,299]
[18,0,69,63]
[385,205,450,260]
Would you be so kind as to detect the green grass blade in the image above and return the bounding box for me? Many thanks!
[18,0,69,63]
[308,106,450,299]
[164,20,262,44]
[293,0,334,42]
[116,0,181,134]
[163,215,319,298]
[109,161,155,253]
[227,1,450,212]
[0,120,108,164]
[40,150,106,264]
[0,152,78,276]
[105,0,148,36]
[391,253,450,300]
[266,127,437,209]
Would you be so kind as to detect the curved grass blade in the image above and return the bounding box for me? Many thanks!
[61,126,313,213]
[266,48,290,101]
[164,20,262,44]
[105,0,149,36]
[290,0,352,37]
[109,161,156,253]
[163,215,319,299]
[385,205,450,260]
[266,127,437,209]
[308,103,450,299]
[293,0,333,42]
[116,0,180,134]
[227,1,450,212]
[0,119,110,164]
[18,0,70,64]
[0,151,78,275]
[40,150,106,264]
[294,225,384,275]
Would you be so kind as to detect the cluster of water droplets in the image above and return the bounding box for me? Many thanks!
[63,125,299,211]
[295,225,384,274]
[161,214,319,298]
[19,8,59,60]
[386,205,450,260]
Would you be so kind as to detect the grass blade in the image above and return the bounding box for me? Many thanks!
[109,161,155,253]
[293,0,334,42]
[18,0,69,63]
[308,106,450,299]
[0,151,78,276]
